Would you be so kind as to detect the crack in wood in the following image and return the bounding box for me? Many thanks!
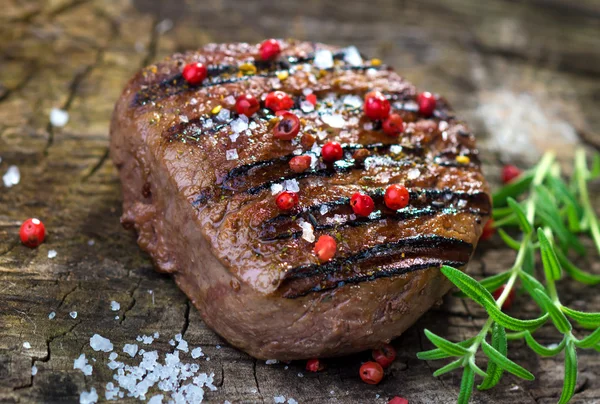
[13,321,83,391]
[140,17,160,69]
[47,0,89,19]
[56,283,80,310]
[180,300,190,338]
[81,147,110,182]
[251,358,264,401]
[0,67,37,104]
[119,277,143,324]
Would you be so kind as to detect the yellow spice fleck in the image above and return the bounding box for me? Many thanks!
[239,63,257,75]
[211,105,222,114]
[276,71,289,80]
[370,58,382,66]
[456,155,471,164]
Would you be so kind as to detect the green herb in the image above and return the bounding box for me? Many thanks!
[418,149,600,403]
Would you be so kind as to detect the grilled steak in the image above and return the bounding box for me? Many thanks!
[110,40,491,360]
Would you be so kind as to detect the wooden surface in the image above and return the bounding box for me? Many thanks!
[1,0,600,402]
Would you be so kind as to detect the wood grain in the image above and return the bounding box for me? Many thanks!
[1,0,599,402]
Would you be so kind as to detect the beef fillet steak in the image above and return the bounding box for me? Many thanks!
[110,40,491,360]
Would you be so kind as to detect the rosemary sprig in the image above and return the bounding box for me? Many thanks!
[417,148,600,403]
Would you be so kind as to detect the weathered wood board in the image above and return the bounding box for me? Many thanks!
[1,0,600,402]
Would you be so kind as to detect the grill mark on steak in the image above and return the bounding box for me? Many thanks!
[133,49,382,106]
[279,235,472,298]
[218,142,420,187]
[223,149,478,196]
[258,189,491,241]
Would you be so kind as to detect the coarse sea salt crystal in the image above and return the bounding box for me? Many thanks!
[109,352,118,361]
[297,219,315,243]
[343,46,363,66]
[274,396,286,403]
[50,108,69,127]
[123,344,138,357]
[300,100,315,113]
[47,250,57,258]
[265,359,279,365]
[155,18,173,34]
[226,149,238,161]
[230,117,249,133]
[177,339,189,352]
[70,311,77,319]
[141,335,154,344]
[407,168,420,180]
[229,133,239,143]
[319,205,329,215]
[314,49,334,69]
[74,354,93,376]
[363,122,374,131]
[179,115,189,123]
[343,94,362,109]
[110,301,120,311]
[316,130,327,141]
[288,399,298,404]
[311,143,322,158]
[249,121,258,130]
[390,145,403,154]
[321,114,345,128]
[368,211,380,220]
[309,154,319,169]
[224,95,236,106]
[202,118,213,129]
[191,347,204,359]
[31,366,38,376]
[302,88,313,96]
[215,108,230,122]
[148,394,163,404]
[380,172,390,184]
[271,183,284,195]
[23,341,31,349]
[284,179,300,193]
[90,334,113,352]
[105,382,120,401]
[80,387,98,404]
[3,165,20,188]
[189,98,198,105]
[48,312,56,320]
[297,372,304,378]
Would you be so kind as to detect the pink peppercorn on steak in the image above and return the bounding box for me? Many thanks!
[110,39,491,360]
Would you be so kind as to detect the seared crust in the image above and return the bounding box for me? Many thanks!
[110,40,490,359]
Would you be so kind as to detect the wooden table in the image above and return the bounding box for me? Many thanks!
[1,0,599,402]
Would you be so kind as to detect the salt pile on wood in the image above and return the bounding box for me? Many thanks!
[77,332,217,403]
